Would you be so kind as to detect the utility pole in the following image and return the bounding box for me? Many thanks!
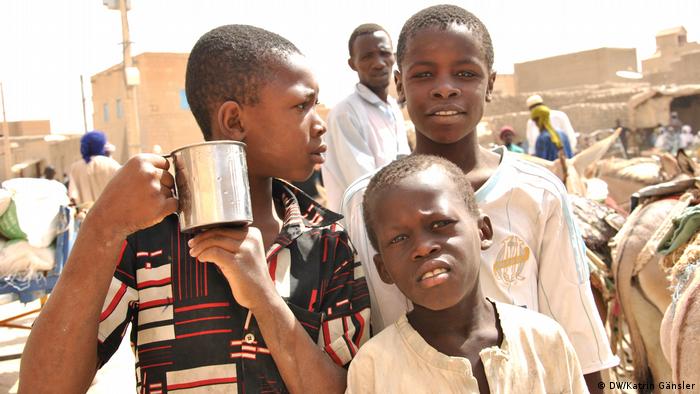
[119,0,141,158]
[104,0,141,159]
[0,82,11,181]
[80,75,88,133]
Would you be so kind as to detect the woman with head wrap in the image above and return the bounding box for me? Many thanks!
[68,131,121,210]
[531,105,573,161]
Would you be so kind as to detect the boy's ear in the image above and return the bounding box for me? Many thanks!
[394,70,406,104]
[216,101,247,141]
[373,254,395,285]
[477,212,493,250]
[485,71,497,103]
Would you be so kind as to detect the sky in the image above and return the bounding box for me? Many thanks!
[0,0,698,134]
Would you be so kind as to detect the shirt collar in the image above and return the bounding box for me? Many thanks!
[355,83,391,106]
[271,179,342,248]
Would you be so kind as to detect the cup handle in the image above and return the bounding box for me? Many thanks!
[162,154,179,200]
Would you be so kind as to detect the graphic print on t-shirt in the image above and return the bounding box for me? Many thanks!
[493,235,530,286]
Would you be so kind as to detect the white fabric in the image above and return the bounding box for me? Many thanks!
[526,109,577,154]
[346,301,586,394]
[322,83,410,211]
[68,155,121,206]
[340,147,618,374]
[2,178,69,248]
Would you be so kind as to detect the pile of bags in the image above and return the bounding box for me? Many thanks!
[0,178,70,285]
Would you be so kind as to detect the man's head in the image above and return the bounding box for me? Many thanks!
[530,105,551,130]
[43,166,56,180]
[393,5,496,146]
[80,131,107,163]
[499,126,515,145]
[186,25,327,182]
[363,154,492,311]
[347,24,395,98]
[526,94,543,110]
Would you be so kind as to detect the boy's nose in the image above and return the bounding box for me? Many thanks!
[411,239,441,260]
[430,82,460,99]
[311,114,326,137]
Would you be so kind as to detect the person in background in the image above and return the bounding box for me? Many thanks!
[42,165,57,180]
[680,124,694,150]
[655,113,682,155]
[67,130,121,210]
[532,105,573,161]
[322,23,411,211]
[498,125,524,153]
[525,94,577,155]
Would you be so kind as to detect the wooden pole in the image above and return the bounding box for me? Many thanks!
[80,75,88,133]
[120,0,141,158]
[0,82,12,180]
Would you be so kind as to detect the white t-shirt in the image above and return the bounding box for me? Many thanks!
[68,155,121,206]
[346,301,586,394]
[322,83,411,211]
[340,147,618,374]
[526,109,577,154]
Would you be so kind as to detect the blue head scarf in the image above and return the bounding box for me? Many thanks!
[80,131,107,163]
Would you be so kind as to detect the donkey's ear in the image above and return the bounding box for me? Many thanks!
[677,149,698,176]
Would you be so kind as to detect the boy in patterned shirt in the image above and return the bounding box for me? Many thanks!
[21,25,370,393]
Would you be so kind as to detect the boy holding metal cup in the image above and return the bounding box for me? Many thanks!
[21,25,370,393]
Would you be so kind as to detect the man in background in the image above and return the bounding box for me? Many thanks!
[322,23,410,211]
[525,94,577,155]
[499,125,524,153]
[68,130,121,211]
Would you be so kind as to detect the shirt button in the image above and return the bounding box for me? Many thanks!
[244,333,255,343]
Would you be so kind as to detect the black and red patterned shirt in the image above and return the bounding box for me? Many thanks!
[97,180,371,393]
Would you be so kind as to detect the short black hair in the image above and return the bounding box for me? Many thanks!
[185,24,301,140]
[348,23,390,57]
[396,4,494,71]
[362,154,479,251]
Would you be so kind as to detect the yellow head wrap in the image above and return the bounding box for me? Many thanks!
[530,105,562,149]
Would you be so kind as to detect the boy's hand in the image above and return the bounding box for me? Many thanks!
[86,154,178,239]
[188,226,276,310]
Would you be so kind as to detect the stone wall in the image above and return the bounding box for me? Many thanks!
[482,83,648,145]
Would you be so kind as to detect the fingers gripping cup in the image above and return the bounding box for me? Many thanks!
[166,141,253,233]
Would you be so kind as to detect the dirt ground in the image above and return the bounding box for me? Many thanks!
[0,296,135,393]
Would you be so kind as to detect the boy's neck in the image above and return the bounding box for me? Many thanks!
[413,130,500,191]
[247,175,284,249]
[407,286,500,357]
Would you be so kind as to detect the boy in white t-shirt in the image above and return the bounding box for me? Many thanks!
[346,154,586,393]
[340,5,616,392]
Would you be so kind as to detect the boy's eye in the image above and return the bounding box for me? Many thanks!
[431,220,455,230]
[389,234,408,245]
[296,99,317,111]
[457,70,477,78]
[412,71,431,78]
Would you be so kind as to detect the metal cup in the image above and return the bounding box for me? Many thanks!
[165,141,253,233]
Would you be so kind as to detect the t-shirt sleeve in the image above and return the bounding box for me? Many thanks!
[537,188,618,373]
[96,238,139,368]
[316,227,371,367]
